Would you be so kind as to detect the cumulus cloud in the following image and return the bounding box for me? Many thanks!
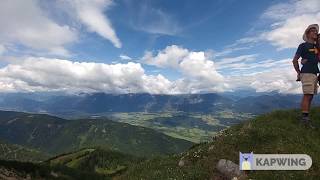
[64,0,122,48]
[0,0,77,56]
[142,45,189,68]
[0,57,172,94]
[261,0,320,49]
[0,55,228,94]
[0,45,301,94]
[141,45,301,94]
[142,45,227,90]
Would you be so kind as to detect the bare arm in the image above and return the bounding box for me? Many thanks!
[292,55,301,81]
[292,55,300,74]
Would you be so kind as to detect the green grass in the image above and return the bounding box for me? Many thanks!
[117,108,320,179]
[108,111,252,143]
[47,148,95,167]
[0,111,193,158]
[0,159,108,180]
[3,108,320,179]
[0,140,49,162]
[46,148,144,177]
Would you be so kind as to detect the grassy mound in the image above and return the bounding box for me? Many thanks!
[117,108,320,179]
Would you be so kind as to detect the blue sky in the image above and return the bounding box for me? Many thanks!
[0,0,319,94]
[69,0,277,61]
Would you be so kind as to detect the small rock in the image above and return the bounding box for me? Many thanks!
[178,158,185,167]
[216,159,246,179]
[50,171,59,177]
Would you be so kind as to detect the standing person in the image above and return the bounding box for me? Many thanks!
[292,24,319,128]
[317,34,320,85]
[301,33,320,83]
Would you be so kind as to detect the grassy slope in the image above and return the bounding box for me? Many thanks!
[46,148,143,176]
[0,159,107,180]
[0,147,142,180]
[0,140,49,162]
[117,108,320,180]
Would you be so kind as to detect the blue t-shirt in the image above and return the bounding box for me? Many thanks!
[296,42,319,74]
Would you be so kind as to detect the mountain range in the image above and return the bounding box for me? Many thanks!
[0,91,317,117]
[0,110,193,157]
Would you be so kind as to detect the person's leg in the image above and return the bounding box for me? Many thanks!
[300,73,317,128]
[301,94,315,128]
[308,94,313,110]
[301,94,312,114]
[300,73,317,115]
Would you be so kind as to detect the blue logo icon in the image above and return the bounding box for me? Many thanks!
[239,152,253,170]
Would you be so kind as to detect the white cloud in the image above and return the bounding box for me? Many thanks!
[142,45,189,68]
[0,55,228,94]
[0,46,302,94]
[0,0,122,56]
[64,0,122,48]
[119,54,132,60]
[0,0,77,56]
[142,45,226,90]
[0,45,6,56]
[0,57,172,94]
[215,54,258,69]
[128,3,181,36]
[142,45,302,94]
[261,0,320,49]
[225,58,300,94]
[179,52,224,83]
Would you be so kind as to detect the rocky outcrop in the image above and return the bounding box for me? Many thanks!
[215,159,246,180]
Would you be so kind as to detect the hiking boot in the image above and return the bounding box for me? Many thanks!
[300,116,316,129]
[305,121,316,129]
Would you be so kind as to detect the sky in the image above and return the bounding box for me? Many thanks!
[0,0,319,94]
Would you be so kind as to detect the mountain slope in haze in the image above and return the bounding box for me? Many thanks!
[0,93,233,116]
[233,93,303,114]
[117,108,320,179]
[0,111,193,157]
[2,92,320,117]
[0,140,49,163]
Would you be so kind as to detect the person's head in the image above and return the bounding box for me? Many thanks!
[307,27,318,41]
[303,24,319,42]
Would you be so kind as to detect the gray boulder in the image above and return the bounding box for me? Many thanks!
[216,159,246,179]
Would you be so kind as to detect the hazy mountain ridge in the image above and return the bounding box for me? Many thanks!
[1,92,318,117]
